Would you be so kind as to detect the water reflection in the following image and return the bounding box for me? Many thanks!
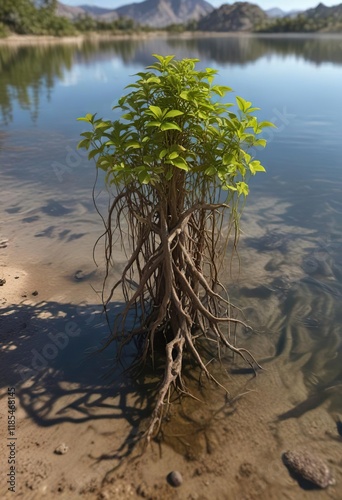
[0,44,74,124]
[1,35,342,123]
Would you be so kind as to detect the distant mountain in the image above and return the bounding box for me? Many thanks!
[286,9,303,18]
[56,2,86,19]
[79,5,114,16]
[305,1,342,19]
[56,1,342,33]
[56,2,119,21]
[198,2,267,31]
[57,0,212,27]
[79,5,119,20]
[266,7,285,18]
[259,2,342,32]
[115,0,214,27]
[266,7,302,18]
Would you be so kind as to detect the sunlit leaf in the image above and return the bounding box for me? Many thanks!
[160,122,182,132]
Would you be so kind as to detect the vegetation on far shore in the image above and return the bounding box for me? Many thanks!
[0,0,140,38]
[1,0,342,39]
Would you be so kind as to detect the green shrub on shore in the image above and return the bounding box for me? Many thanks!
[0,0,76,37]
[0,22,9,38]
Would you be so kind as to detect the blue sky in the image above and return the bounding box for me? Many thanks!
[61,0,340,11]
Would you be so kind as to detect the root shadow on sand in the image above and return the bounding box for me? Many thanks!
[0,299,172,468]
[0,298,258,480]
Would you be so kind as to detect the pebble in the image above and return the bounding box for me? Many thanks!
[336,418,342,437]
[54,443,68,455]
[0,279,6,286]
[32,290,38,296]
[74,270,84,280]
[167,470,183,487]
[282,450,335,489]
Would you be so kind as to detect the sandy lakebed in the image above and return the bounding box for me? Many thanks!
[0,218,341,499]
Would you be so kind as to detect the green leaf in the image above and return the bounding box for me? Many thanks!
[249,161,266,175]
[95,121,111,129]
[138,171,151,184]
[77,113,94,123]
[168,151,179,160]
[146,77,161,84]
[211,85,232,97]
[121,113,133,120]
[125,141,141,149]
[148,105,163,119]
[164,110,184,119]
[236,182,249,196]
[77,138,91,150]
[222,153,234,165]
[88,149,99,160]
[169,157,189,171]
[146,120,162,128]
[124,83,141,89]
[254,139,267,147]
[152,54,166,64]
[159,149,168,159]
[204,166,216,176]
[236,96,251,113]
[80,131,93,139]
[160,122,182,132]
[179,91,189,100]
[259,121,276,128]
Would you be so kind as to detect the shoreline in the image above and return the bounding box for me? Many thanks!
[1,31,342,45]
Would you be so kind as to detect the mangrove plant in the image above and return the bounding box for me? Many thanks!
[78,54,274,442]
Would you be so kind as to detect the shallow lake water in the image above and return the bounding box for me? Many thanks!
[0,34,342,498]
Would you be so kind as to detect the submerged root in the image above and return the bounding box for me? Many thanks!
[98,182,261,446]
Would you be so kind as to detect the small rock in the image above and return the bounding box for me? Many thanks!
[282,450,335,489]
[0,279,6,286]
[167,470,183,487]
[54,443,68,455]
[74,270,84,280]
[32,290,38,296]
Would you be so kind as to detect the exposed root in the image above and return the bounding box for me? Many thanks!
[97,174,261,446]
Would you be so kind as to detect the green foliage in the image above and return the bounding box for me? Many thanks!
[78,54,273,198]
[0,22,9,38]
[74,15,136,33]
[256,12,342,33]
[0,0,76,36]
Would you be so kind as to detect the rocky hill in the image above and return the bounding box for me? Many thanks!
[115,0,213,27]
[80,5,119,21]
[56,2,87,19]
[56,1,342,32]
[259,2,342,32]
[57,0,212,26]
[198,2,267,31]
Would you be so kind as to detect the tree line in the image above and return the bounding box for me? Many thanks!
[0,0,139,37]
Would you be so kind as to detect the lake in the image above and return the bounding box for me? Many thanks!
[1,33,342,498]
